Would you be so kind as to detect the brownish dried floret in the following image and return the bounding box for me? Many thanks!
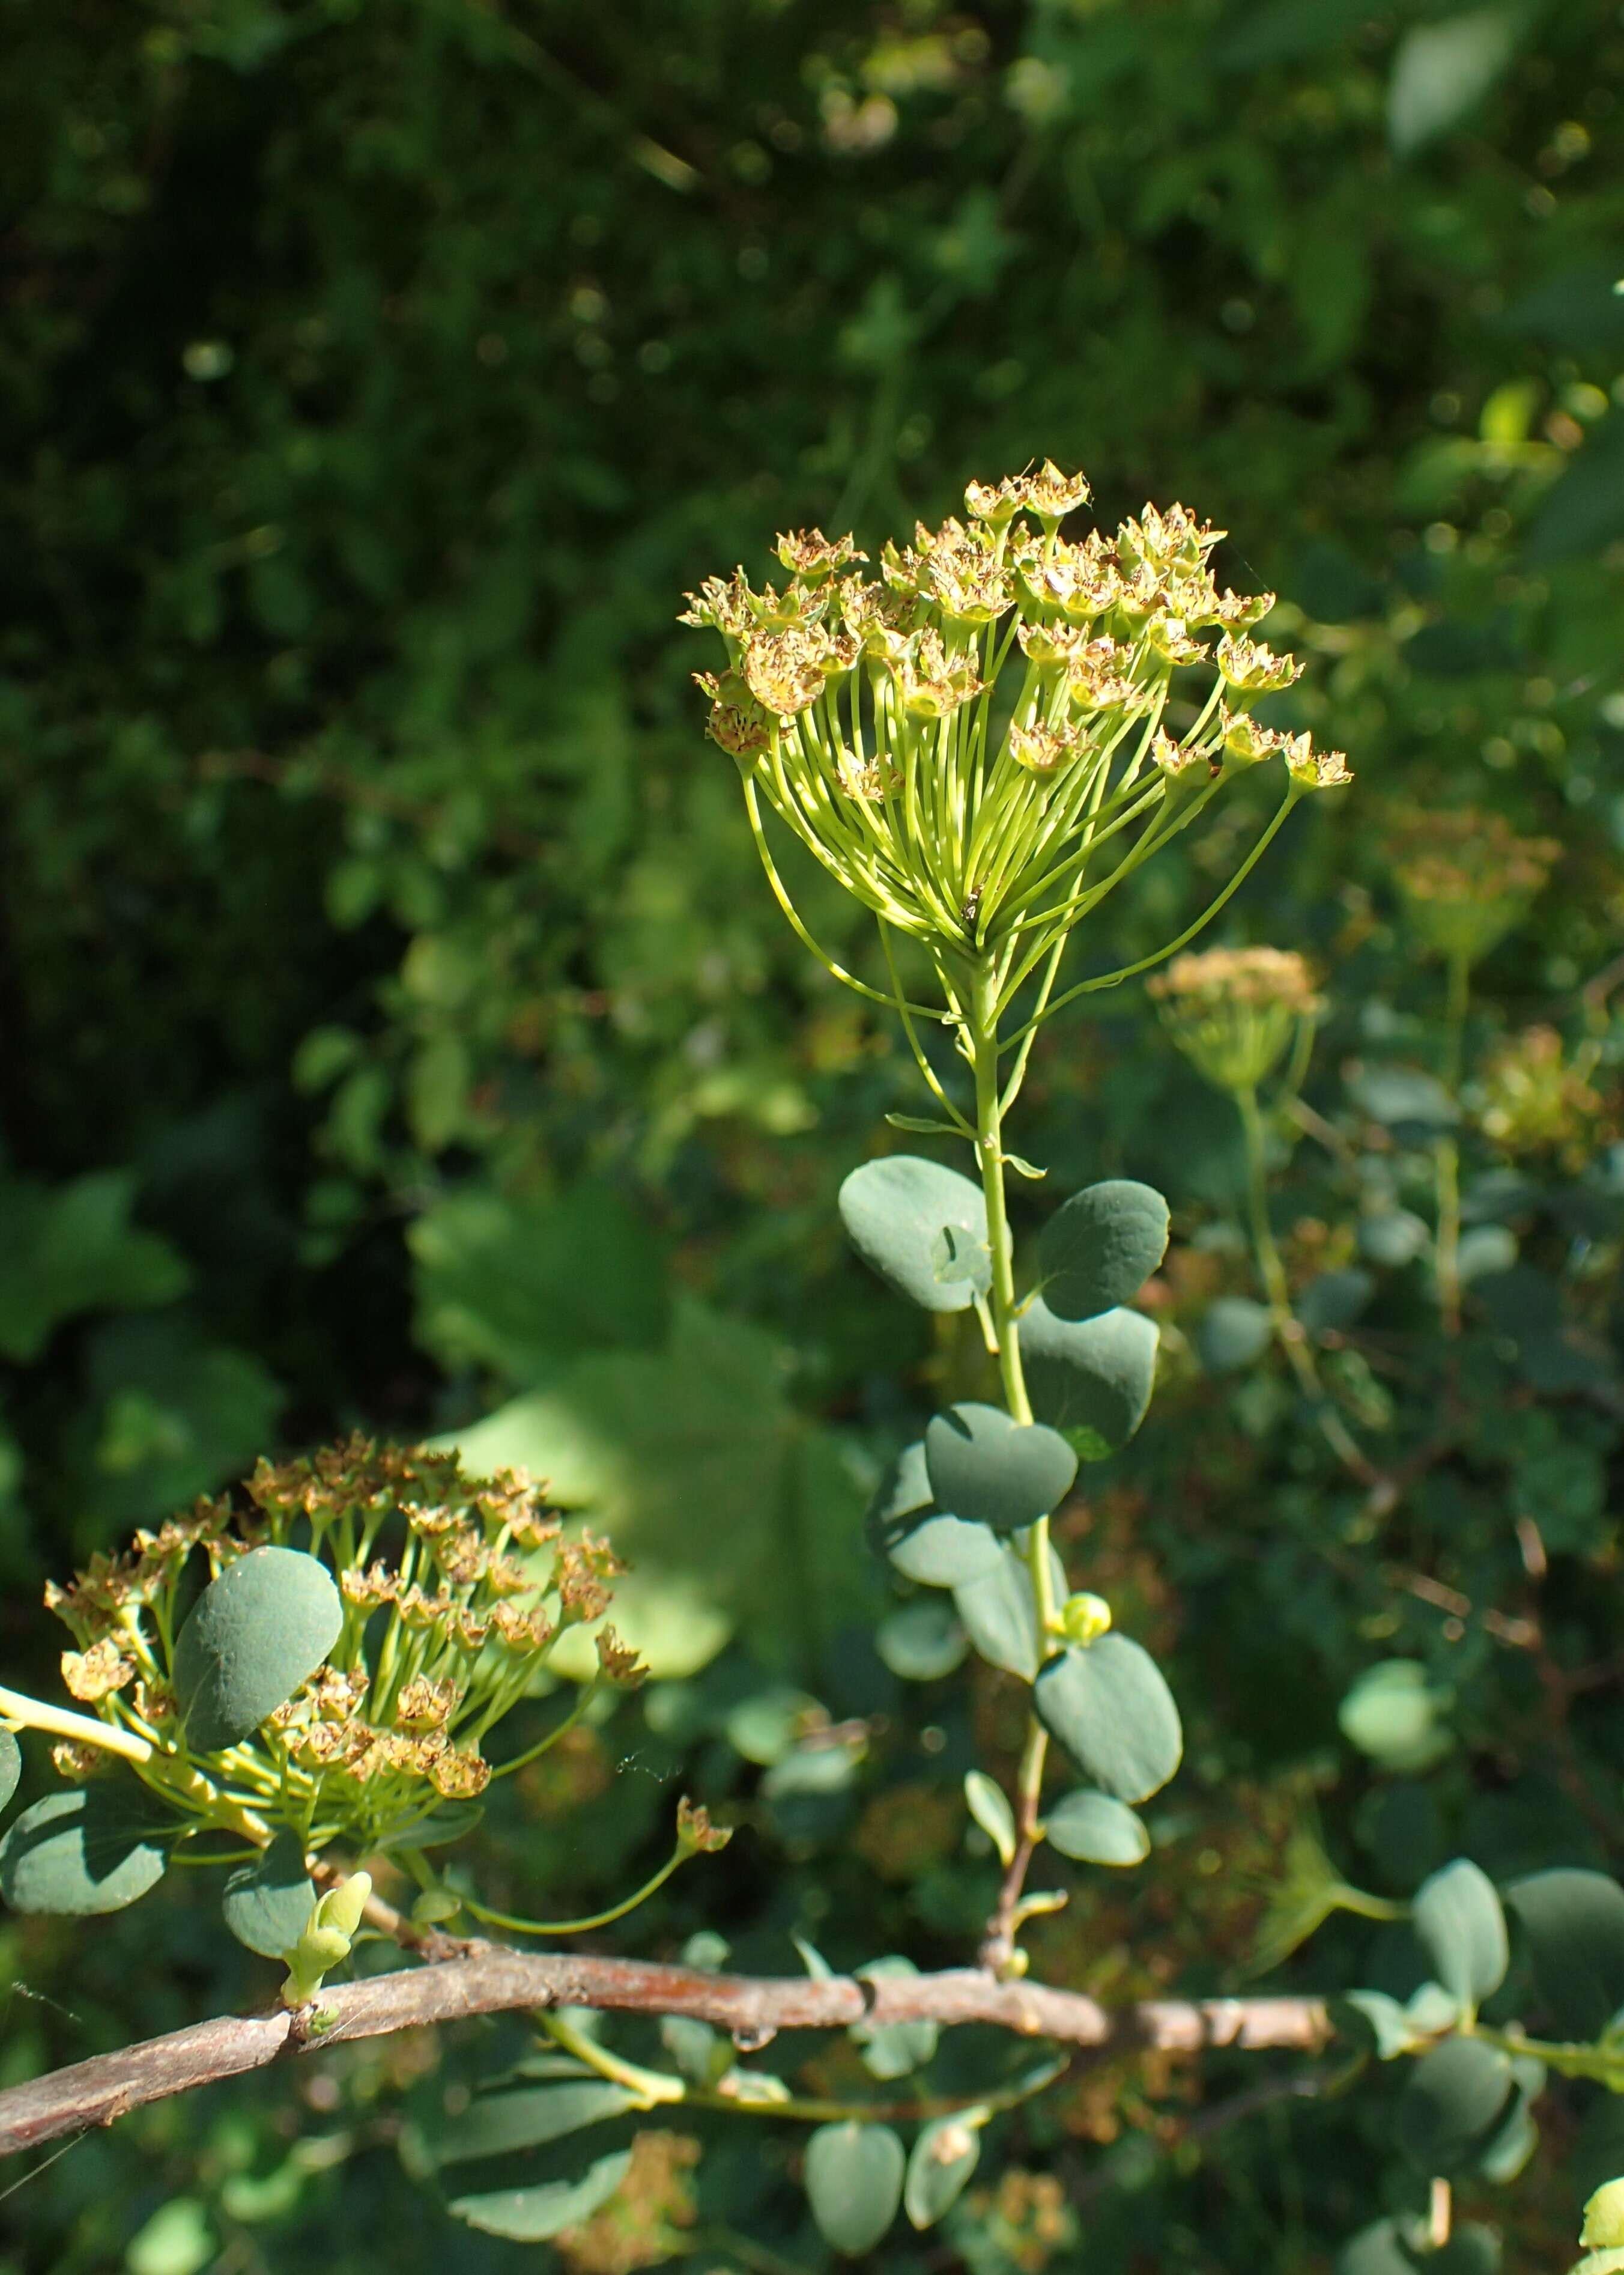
[61,1639,136,1702]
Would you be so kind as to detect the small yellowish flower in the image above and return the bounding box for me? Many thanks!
[61,1639,136,1702]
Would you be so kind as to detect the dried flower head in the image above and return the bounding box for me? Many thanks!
[1150,946,1323,1093]
[1390,809,1557,965]
[1475,1025,1614,1173]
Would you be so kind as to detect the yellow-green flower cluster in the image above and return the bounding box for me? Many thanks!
[43,1438,644,1856]
[682,466,1348,1016]
[1149,945,1323,1094]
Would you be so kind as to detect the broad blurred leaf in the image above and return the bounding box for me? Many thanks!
[1044,1790,1150,1866]
[1196,1296,1273,1374]
[173,1547,343,1753]
[0,1730,18,1815]
[875,1599,968,1681]
[410,1180,668,1386]
[837,1156,990,1313]
[1398,2037,1515,2175]
[0,1170,189,1362]
[1340,1660,1455,1772]
[1506,1868,1624,2038]
[1412,1859,1507,2011]
[450,1298,872,1676]
[804,2121,904,2255]
[79,1314,285,1535]
[1388,8,1522,154]
[1034,1637,1183,1803]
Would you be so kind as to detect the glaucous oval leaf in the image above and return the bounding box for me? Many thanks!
[1413,1857,1507,2012]
[222,1830,316,1957]
[1019,1299,1158,1457]
[964,1770,1016,1866]
[1398,2037,1515,2175]
[865,1440,1002,1588]
[0,1785,168,1916]
[924,1403,1077,1534]
[435,2080,638,2165]
[173,1546,344,1754]
[449,2147,632,2241]
[853,1956,939,2080]
[1034,1636,1183,1803]
[1044,1790,1150,1866]
[952,1541,1066,1682]
[804,2121,905,2256]
[905,2112,983,2229]
[1506,1868,1624,2038]
[875,1600,968,1683]
[1040,1180,1169,1323]
[1196,1295,1272,1374]
[890,1514,1004,1589]
[0,1730,19,1815]
[837,1158,990,1313]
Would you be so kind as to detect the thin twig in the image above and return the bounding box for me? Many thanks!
[0,1949,1332,2160]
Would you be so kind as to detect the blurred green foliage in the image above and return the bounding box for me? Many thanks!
[4,0,1624,2268]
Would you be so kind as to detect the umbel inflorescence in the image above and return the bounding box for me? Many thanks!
[0,1441,647,1928]
[682,461,1349,1035]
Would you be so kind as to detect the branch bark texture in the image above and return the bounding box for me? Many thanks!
[0,1943,1330,2159]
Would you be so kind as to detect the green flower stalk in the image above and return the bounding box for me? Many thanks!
[1387,810,1559,1334]
[685,465,1351,1974]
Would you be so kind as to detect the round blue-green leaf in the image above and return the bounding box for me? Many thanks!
[804,2121,904,2256]
[875,1600,968,1683]
[222,1830,317,1958]
[1196,1295,1272,1374]
[865,1441,1001,1587]
[1019,1299,1159,1457]
[1398,2037,1515,2175]
[905,2112,983,2229]
[853,1957,939,2079]
[173,1546,343,1754]
[1506,1869,1624,2039]
[1040,1180,1169,1323]
[449,2147,633,2241]
[1044,1790,1150,1866]
[0,1730,19,1815]
[1034,1636,1183,1804]
[435,2079,638,2165]
[953,1541,1066,1682]
[0,1785,168,1915]
[1339,1659,1454,1772]
[925,1403,1077,1534]
[838,1158,989,1313]
[1413,1858,1507,2012]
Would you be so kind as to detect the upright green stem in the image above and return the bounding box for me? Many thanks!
[968,962,1056,1969]
[1434,950,1470,1338]
[1236,1086,1375,1488]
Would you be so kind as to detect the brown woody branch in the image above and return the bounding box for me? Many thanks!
[0,1946,1332,2161]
